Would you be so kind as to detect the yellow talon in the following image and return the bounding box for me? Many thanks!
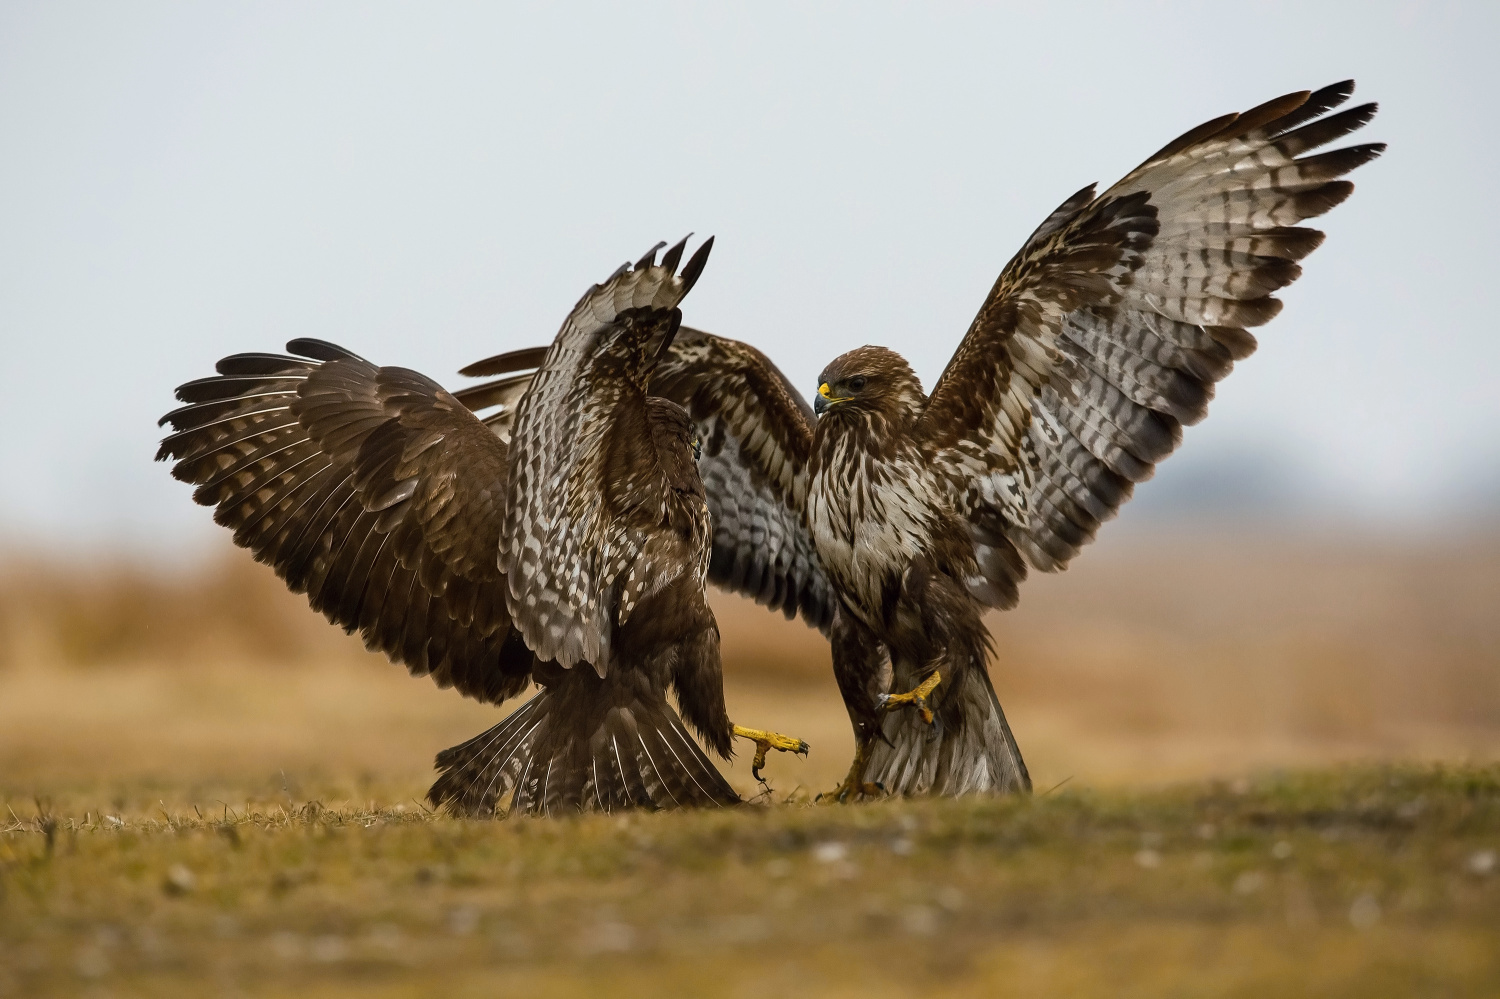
[817,740,884,804]
[733,725,810,782]
[879,670,942,725]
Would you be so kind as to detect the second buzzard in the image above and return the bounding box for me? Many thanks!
[467,81,1386,800]
[158,237,806,816]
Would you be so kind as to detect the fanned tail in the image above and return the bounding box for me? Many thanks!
[428,675,740,817]
[865,666,1031,797]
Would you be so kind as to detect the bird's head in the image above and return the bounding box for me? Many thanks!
[814,346,925,422]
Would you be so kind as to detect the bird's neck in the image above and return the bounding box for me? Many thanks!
[814,402,920,462]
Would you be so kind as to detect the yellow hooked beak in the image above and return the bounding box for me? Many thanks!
[815,382,852,415]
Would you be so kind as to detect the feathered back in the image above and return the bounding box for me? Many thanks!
[500,237,715,671]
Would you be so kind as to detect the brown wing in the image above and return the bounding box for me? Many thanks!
[453,345,549,442]
[156,338,538,704]
[462,326,834,631]
[916,81,1383,606]
[651,326,836,631]
[499,237,719,670]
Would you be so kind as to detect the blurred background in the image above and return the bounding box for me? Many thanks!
[1,1,1497,797]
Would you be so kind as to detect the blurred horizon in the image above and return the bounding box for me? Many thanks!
[4,526,1498,796]
[2,1,1499,560]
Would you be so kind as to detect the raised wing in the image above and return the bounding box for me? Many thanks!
[500,237,716,670]
[651,326,836,631]
[453,345,548,442]
[917,81,1383,606]
[157,339,535,704]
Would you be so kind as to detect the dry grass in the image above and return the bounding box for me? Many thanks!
[1,529,1498,995]
[2,767,1498,998]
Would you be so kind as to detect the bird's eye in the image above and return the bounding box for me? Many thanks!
[848,376,867,391]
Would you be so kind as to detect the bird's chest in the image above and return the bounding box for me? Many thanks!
[806,439,938,624]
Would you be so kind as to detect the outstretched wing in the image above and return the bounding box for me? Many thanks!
[917,80,1383,606]
[453,345,549,443]
[651,326,836,631]
[500,237,717,670]
[462,326,835,632]
[156,339,542,704]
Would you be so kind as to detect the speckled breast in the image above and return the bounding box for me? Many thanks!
[805,434,940,628]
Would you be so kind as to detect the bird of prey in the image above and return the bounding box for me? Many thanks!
[156,236,806,816]
[485,81,1384,800]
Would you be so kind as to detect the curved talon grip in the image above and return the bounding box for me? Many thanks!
[881,670,942,728]
[732,724,809,784]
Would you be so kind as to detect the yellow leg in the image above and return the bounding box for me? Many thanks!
[816,739,885,804]
[732,724,810,782]
[878,669,942,725]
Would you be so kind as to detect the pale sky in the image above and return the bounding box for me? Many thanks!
[1,2,1496,559]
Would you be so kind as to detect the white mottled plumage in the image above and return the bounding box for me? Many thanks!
[502,239,714,672]
[161,237,747,819]
[464,82,1384,799]
[806,432,939,630]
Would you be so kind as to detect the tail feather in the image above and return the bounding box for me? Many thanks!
[428,695,548,815]
[663,716,731,804]
[429,686,739,817]
[615,722,657,809]
[865,667,1031,797]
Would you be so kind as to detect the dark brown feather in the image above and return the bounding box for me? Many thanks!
[158,342,534,706]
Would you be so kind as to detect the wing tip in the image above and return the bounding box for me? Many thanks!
[458,345,549,378]
[635,240,669,270]
[286,338,365,363]
[679,235,714,293]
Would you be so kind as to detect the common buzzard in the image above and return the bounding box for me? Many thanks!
[470,82,1385,799]
[157,237,806,816]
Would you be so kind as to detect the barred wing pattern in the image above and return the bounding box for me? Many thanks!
[156,339,538,704]
[500,237,715,671]
[651,327,836,631]
[918,81,1383,605]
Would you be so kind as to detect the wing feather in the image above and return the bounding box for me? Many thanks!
[157,341,535,705]
[917,81,1382,603]
[500,239,720,670]
[483,324,835,632]
[650,326,836,631]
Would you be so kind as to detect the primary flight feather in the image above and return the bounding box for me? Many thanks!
[469,81,1384,798]
[158,237,807,816]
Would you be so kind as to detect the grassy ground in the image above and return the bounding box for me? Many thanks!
[3,766,1498,998]
[2,532,1498,995]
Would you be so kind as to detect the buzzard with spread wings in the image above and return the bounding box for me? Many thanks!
[468,82,1384,799]
[157,237,806,816]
